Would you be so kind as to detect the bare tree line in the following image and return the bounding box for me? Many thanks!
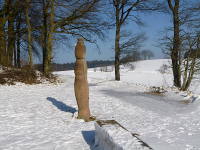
[0,0,199,90]
[0,0,107,76]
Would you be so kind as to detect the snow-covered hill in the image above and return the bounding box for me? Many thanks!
[133,59,170,71]
[1,59,200,150]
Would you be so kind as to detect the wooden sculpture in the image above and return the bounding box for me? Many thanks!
[74,38,93,122]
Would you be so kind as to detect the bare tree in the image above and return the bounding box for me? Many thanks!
[54,0,108,42]
[165,0,200,89]
[40,0,108,76]
[25,0,33,67]
[0,0,108,77]
[120,32,146,63]
[112,0,139,80]
[40,0,55,76]
[0,0,7,66]
[160,0,200,90]
[166,0,182,87]
[6,0,15,66]
[181,32,200,91]
[110,0,161,80]
[15,11,22,68]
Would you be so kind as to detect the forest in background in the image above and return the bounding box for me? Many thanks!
[0,0,199,90]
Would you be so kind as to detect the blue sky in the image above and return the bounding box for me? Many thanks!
[53,12,171,64]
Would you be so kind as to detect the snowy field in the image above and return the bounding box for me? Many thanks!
[0,59,200,150]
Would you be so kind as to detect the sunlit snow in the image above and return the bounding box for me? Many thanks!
[0,59,200,150]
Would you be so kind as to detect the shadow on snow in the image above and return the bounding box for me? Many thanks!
[82,130,96,150]
[47,97,77,114]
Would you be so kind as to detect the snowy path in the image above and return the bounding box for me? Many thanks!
[96,84,200,150]
[85,76,200,150]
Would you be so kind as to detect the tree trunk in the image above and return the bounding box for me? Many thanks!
[7,0,15,66]
[16,13,21,68]
[0,23,3,64]
[114,7,121,81]
[181,58,196,91]
[46,0,54,75]
[42,0,54,76]
[42,0,48,74]
[171,0,181,88]
[13,38,17,67]
[25,0,33,67]
[0,16,6,66]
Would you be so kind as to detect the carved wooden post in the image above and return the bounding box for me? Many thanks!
[74,38,91,121]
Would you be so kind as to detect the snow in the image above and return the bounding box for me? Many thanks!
[94,122,151,150]
[0,59,200,150]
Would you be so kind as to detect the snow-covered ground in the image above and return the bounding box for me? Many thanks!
[0,59,200,150]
